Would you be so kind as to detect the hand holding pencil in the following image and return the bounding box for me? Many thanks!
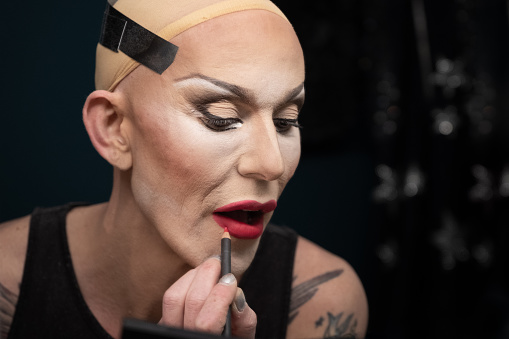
[158,229,257,338]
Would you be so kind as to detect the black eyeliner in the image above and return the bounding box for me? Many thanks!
[273,118,303,129]
[193,103,243,132]
[200,108,239,122]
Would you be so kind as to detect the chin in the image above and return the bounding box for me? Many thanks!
[230,237,261,278]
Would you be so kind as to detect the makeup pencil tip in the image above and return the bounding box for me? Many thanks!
[222,227,230,239]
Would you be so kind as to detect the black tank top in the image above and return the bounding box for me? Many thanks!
[8,204,297,339]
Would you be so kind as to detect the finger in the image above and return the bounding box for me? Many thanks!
[231,288,257,339]
[194,273,238,335]
[184,257,222,329]
[159,268,197,327]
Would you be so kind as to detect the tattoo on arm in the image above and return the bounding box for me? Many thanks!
[321,311,358,338]
[288,269,343,324]
[0,282,18,339]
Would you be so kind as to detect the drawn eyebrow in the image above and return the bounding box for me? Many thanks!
[175,73,251,99]
[275,82,305,112]
[175,73,305,112]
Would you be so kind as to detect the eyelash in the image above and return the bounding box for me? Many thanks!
[273,118,303,133]
[201,116,243,131]
[195,105,302,133]
[201,115,302,133]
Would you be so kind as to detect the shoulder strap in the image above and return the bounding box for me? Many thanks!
[239,224,298,339]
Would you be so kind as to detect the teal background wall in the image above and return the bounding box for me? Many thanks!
[0,0,374,279]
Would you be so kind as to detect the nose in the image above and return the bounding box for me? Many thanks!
[237,118,285,181]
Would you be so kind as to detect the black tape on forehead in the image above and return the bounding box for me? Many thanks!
[99,3,179,74]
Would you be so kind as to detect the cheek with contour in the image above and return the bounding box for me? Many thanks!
[127,101,259,267]
[130,114,235,220]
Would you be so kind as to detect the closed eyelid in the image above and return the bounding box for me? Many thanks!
[200,109,241,121]
[193,100,242,120]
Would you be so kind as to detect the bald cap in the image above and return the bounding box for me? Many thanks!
[95,0,289,91]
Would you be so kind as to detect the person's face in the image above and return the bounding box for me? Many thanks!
[118,10,305,275]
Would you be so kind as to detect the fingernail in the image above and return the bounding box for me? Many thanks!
[233,289,246,312]
[219,273,236,285]
[207,255,221,262]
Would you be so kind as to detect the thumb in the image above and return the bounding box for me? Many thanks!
[231,288,257,339]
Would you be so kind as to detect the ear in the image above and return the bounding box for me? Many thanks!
[82,90,132,170]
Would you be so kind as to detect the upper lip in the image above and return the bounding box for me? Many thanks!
[213,200,277,214]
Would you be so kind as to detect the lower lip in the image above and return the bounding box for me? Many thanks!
[212,214,264,239]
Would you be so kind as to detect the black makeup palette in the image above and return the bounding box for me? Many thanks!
[122,318,235,339]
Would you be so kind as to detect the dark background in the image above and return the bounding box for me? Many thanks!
[1,0,509,338]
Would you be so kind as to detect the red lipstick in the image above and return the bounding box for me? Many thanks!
[213,200,277,239]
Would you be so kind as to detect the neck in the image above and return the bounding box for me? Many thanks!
[67,169,192,336]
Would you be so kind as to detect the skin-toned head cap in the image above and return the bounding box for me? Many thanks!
[95,0,289,91]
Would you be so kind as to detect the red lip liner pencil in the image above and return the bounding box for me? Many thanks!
[221,227,232,337]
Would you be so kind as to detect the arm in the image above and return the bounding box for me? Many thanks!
[287,237,368,339]
[0,216,30,339]
[0,283,18,339]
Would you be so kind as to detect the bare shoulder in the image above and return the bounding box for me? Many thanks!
[287,236,368,339]
[0,215,31,338]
